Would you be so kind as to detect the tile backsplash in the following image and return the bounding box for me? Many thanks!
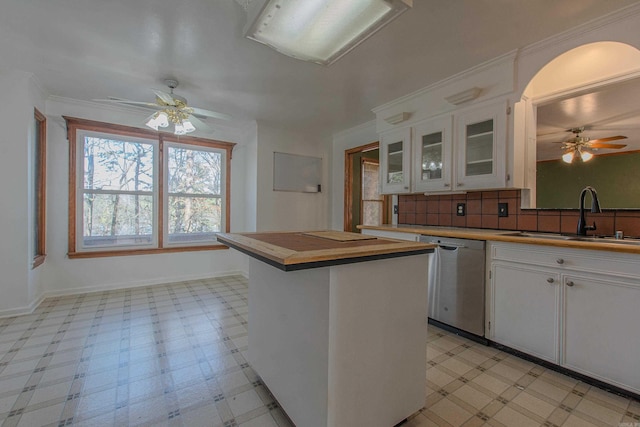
[398,190,640,237]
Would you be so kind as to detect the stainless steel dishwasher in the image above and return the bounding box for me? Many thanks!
[420,235,486,337]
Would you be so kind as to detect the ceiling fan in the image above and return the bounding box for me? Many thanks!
[554,127,627,163]
[94,79,231,135]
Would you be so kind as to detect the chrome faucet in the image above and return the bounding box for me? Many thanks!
[577,186,602,236]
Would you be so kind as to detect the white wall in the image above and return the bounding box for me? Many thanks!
[231,122,258,232]
[255,123,330,231]
[0,70,34,314]
[330,121,378,231]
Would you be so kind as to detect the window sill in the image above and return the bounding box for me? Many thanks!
[67,244,228,259]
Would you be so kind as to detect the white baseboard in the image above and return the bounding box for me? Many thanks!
[0,294,47,319]
[0,269,249,319]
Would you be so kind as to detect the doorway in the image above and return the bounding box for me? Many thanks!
[344,142,390,232]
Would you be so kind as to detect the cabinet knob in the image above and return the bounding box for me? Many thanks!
[444,183,450,187]
[404,186,409,190]
[546,278,554,284]
[556,258,564,265]
[566,281,575,287]
[457,183,464,187]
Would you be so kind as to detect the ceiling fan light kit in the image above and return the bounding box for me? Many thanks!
[94,78,231,135]
[562,147,594,164]
[557,127,627,163]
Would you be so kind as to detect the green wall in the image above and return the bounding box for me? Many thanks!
[537,152,640,208]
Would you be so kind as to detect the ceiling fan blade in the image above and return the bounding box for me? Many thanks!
[190,106,232,121]
[588,142,627,149]
[588,135,627,144]
[93,98,163,109]
[152,90,177,106]
[187,115,212,132]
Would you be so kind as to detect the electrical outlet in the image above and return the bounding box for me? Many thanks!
[498,202,508,217]
[456,203,466,216]
[393,205,399,214]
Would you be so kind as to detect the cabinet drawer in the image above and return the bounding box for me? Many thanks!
[490,242,640,279]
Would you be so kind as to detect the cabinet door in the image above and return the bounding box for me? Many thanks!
[380,128,411,194]
[491,262,559,363]
[455,102,506,190]
[563,275,640,394]
[412,116,453,193]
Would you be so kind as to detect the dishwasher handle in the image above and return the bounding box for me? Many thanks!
[439,244,463,251]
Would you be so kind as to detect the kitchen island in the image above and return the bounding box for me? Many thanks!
[216,231,434,427]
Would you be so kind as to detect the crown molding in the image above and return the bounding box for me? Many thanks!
[520,2,640,57]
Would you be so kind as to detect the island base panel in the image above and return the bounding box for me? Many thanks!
[247,254,429,427]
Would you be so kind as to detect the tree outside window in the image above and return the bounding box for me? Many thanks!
[361,159,386,226]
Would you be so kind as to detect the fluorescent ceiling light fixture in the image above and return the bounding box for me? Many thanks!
[245,0,412,66]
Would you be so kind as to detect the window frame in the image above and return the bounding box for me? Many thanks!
[32,108,47,268]
[65,117,234,258]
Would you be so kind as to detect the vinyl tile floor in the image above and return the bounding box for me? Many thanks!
[0,275,637,427]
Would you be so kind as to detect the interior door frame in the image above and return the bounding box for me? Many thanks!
[344,141,380,232]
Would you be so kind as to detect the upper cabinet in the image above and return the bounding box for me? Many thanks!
[382,100,509,195]
[374,52,520,196]
[380,127,412,194]
[455,102,507,190]
[411,115,453,193]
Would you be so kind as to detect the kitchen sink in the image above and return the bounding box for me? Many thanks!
[503,232,640,246]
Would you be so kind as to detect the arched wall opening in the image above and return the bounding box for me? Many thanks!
[518,41,640,210]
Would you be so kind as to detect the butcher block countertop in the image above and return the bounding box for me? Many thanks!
[216,231,435,271]
[358,225,640,254]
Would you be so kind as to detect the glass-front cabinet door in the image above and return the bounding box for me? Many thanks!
[380,127,411,194]
[412,115,452,193]
[455,101,507,190]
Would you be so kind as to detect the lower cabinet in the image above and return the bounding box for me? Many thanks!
[563,274,640,393]
[492,263,559,363]
[489,242,640,394]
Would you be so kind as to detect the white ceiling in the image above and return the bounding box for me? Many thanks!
[2,0,640,138]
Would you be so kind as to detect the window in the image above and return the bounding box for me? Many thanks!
[32,108,47,268]
[361,158,387,226]
[65,117,234,257]
[165,143,225,244]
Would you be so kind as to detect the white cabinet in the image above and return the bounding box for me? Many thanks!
[380,127,412,194]
[411,115,453,193]
[456,102,506,190]
[381,100,508,194]
[491,262,559,363]
[488,242,640,394]
[563,274,640,393]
